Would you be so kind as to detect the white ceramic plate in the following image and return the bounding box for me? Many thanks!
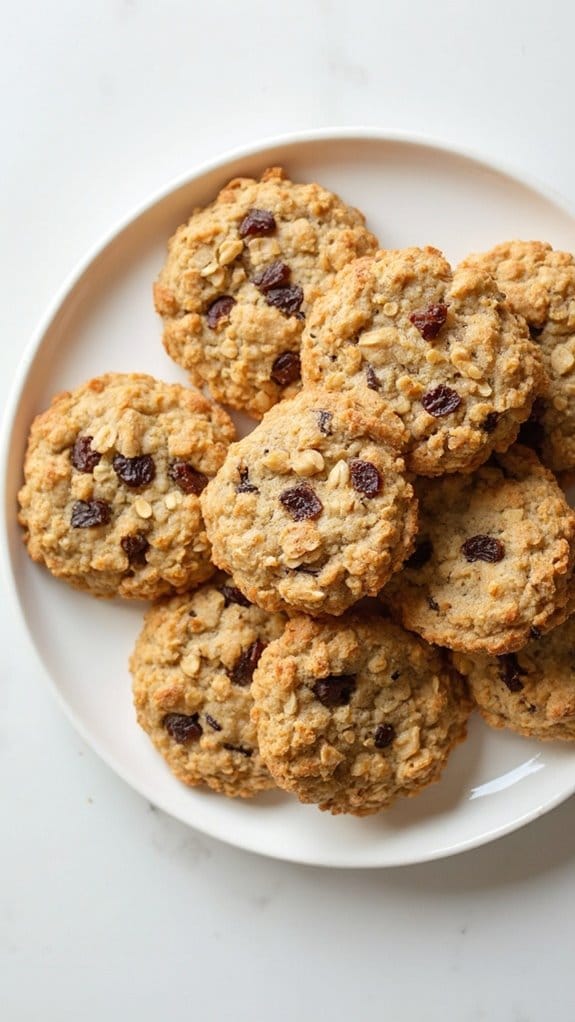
[3,129,575,868]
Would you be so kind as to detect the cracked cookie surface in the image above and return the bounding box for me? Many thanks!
[200,388,418,616]
[301,246,544,475]
[131,578,286,796]
[154,166,377,418]
[453,615,575,740]
[460,240,575,473]
[18,373,235,598]
[382,445,575,654]
[251,613,471,815]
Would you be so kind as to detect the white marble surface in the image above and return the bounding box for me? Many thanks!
[2,2,575,1018]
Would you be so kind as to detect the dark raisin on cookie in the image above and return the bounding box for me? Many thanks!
[409,302,449,340]
[279,483,323,521]
[365,364,380,391]
[317,410,333,436]
[528,323,544,340]
[265,284,304,317]
[219,584,251,608]
[238,208,277,238]
[270,351,301,386]
[313,674,356,708]
[349,459,382,497]
[168,460,208,495]
[163,712,203,744]
[530,626,542,640]
[71,435,101,473]
[253,260,291,292]
[499,654,525,692]
[427,595,440,611]
[71,499,111,528]
[421,384,462,417]
[222,743,253,757]
[235,466,258,494]
[113,454,156,488]
[461,535,505,563]
[229,640,266,687]
[206,295,236,329]
[121,532,149,564]
[374,723,396,749]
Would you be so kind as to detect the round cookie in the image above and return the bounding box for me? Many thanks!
[131,578,286,797]
[301,246,545,475]
[382,445,575,654]
[18,373,235,599]
[453,615,575,741]
[251,613,471,815]
[200,388,418,616]
[154,166,378,418]
[460,240,575,473]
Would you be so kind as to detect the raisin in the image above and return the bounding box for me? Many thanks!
[279,483,323,521]
[365,364,380,390]
[229,639,266,686]
[113,453,156,488]
[253,260,291,292]
[499,654,525,692]
[313,675,356,708]
[409,302,449,340]
[374,723,396,749]
[205,714,222,732]
[219,584,251,608]
[421,384,462,417]
[390,670,401,681]
[528,323,544,340]
[530,626,542,640]
[349,459,382,497]
[406,539,433,570]
[270,351,301,386]
[317,410,333,436]
[71,499,111,528]
[222,743,253,757]
[265,284,304,317]
[482,412,499,433]
[238,208,276,238]
[168,460,208,495]
[206,295,236,329]
[461,535,505,563]
[427,595,439,611]
[71,435,101,473]
[235,466,258,494]
[121,532,149,564]
[163,712,202,744]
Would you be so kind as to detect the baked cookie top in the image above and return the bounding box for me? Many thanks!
[453,615,575,741]
[18,373,234,599]
[460,240,575,472]
[154,166,377,418]
[301,246,545,475]
[200,388,418,616]
[251,613,471,815]
[382,445,575,654]
[131,579,286,797]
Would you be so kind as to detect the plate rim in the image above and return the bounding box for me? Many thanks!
[3,125,575,868]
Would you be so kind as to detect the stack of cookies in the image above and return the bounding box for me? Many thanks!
[18,168,575,817]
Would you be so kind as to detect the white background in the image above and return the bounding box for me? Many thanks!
[2,1,575,1019]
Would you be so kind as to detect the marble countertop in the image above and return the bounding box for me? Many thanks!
[2,2,575,1018]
